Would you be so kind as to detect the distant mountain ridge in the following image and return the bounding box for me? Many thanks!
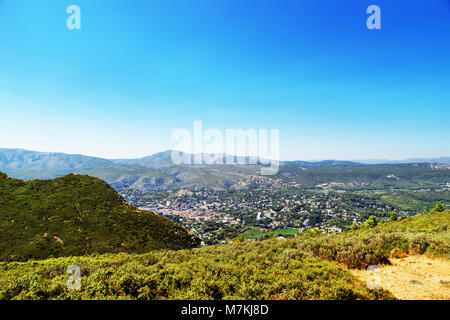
[112,150,177,168]
[0,148,125,179]
[281,160,364,167]
[355,157,450,165]
[111,151,450,167]
[0,148,113,170]
[112,150,273,168]
[0,148,448,191]
[2,148,448,172]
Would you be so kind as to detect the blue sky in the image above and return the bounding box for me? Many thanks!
[0,0,449,160]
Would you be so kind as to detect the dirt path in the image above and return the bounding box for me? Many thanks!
[352,255,450,300]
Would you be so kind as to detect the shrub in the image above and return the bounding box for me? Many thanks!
[408,235,429,255]
[433,203,445,213]
[360,216,378,229]
[389,248,407,259]
[349,222,359,231]
[390,211,398,222]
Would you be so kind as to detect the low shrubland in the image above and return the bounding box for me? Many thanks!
[0,241,393,300]
[0,209,447,300]
[294,209,449,268]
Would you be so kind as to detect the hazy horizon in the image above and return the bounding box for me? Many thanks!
[1,146,449,163]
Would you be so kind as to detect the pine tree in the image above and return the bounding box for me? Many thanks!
[434,203,445,212]
[390,211,398,222]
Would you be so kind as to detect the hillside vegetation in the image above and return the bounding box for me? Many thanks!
[0,172,200,262]
[0,209,447,300]
[0,240,393,300]
[294,209,449,269]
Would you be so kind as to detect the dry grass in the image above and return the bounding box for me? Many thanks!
[352,255,450,300]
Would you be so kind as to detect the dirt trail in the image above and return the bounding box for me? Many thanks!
[352,255,450,300]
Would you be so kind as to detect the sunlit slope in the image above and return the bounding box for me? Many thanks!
[0,172,200,261]
[0,189,447,300]
[0,240,394,300]
[1,209,447,300]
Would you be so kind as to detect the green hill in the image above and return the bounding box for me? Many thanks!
[0,172,200,261]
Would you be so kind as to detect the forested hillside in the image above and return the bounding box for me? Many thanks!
[0,172,200,261]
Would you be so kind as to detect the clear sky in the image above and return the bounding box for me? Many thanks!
[0,0,449,160]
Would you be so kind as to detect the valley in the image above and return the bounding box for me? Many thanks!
[1,148,449,245]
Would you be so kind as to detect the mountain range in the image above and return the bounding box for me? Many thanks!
[355,157,450,165]
[0,148,449,191]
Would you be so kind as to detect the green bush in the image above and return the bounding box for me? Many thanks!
[433,203,445,213]
[390,211,398,222]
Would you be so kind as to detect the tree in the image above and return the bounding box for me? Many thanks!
[367,215,378,228]
[361,215,378,229]
[434,203,445,212]
[304,228,322,237]
[232,234,245,243]
[350,222,359,231]
[390,211,398,222]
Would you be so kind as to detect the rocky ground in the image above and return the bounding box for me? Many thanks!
[352,255,450,300]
